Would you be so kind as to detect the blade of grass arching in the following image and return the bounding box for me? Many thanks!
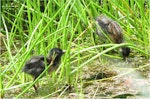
[70,44,123,58]
[129,45,149,56]
[71,54,93,66]
[71,43,131,74]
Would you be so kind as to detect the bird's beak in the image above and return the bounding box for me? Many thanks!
[62,50,66,54]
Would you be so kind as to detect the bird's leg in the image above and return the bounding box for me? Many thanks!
[33,77,38,94]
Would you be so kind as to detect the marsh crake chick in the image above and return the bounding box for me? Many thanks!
[95,14,130,60]
[22,48,65,93]
[121,47,130,61]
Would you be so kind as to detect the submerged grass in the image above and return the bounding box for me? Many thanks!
[0,0,149,98]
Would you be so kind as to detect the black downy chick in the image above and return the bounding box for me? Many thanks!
[95,14,130,61]
[22,48,65,93]
[121,47,130,61]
